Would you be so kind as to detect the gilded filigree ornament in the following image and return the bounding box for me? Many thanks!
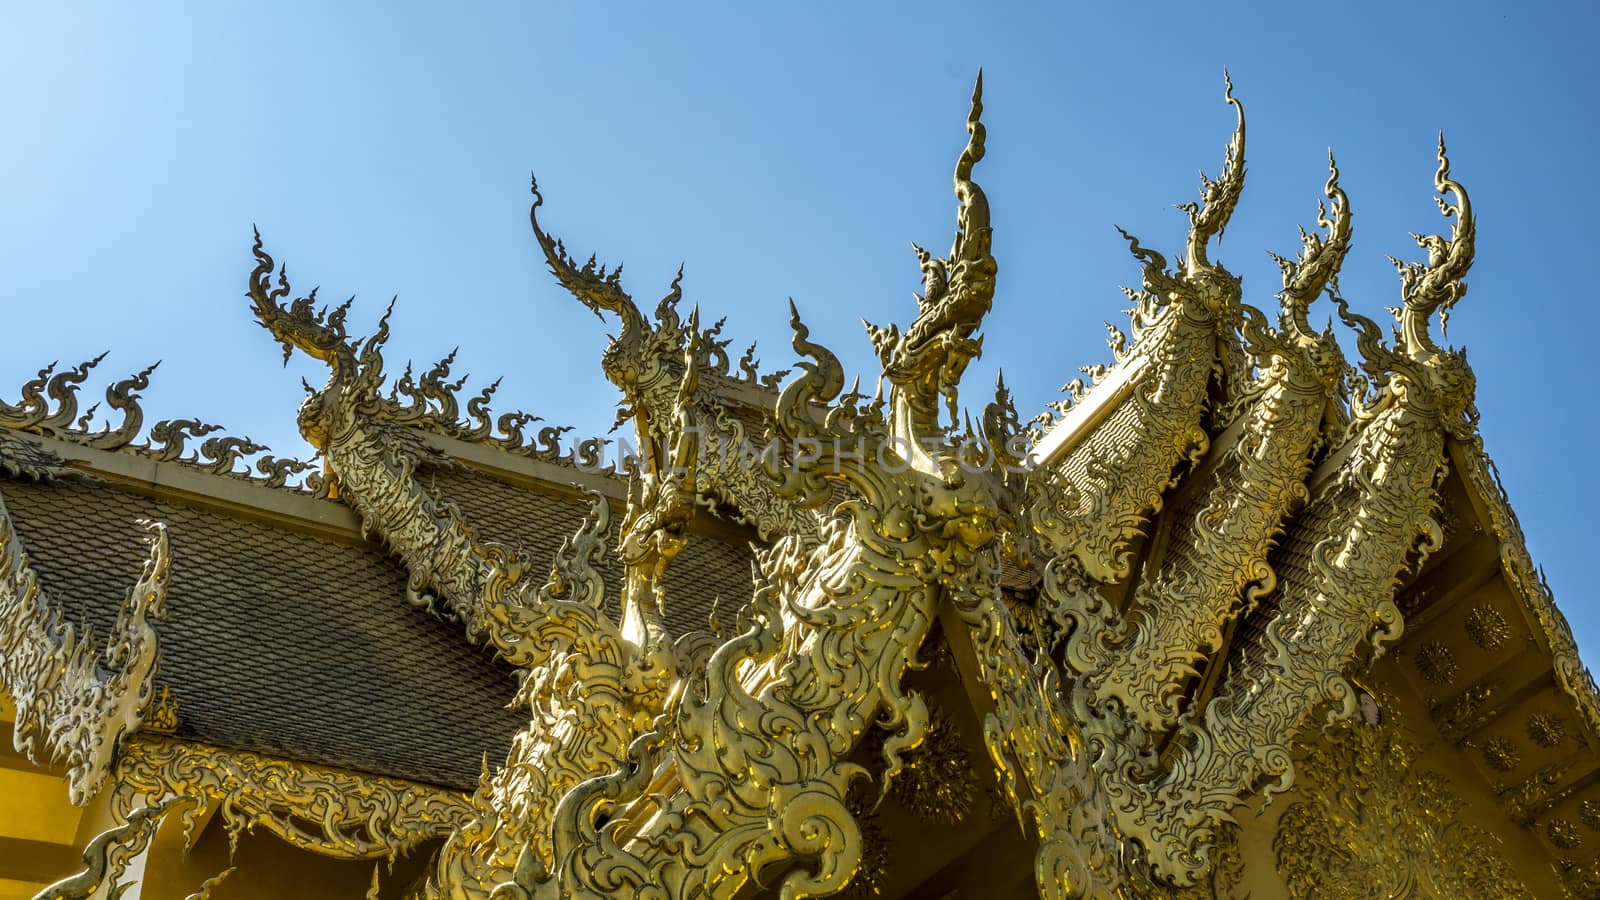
[530,182,816,542]
[1500,762,1573,826]
[0,36,1588,896]
[1017,85,1484,890]
[143,684,179,734]
[1414,641,1459,685]
[1528,712,1567,748]
[1481,737,1521,772]
[162,67,1538,899]
[183,867,237,900]
[241,72,1030,900]
[0,355,154,450]
[33,797,178,900]
[1465,603,1512,650]
[1123,826,1245,900]
[0,316,622,500]
[0,357,332,495]
[111,734,474,859]
[1547,817,1583,850]
[1433,681,1497,741]
[1081,144,1352,738]
[1273,695,1528,898]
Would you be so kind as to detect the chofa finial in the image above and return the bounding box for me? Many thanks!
[1269,149,1352,340]
[1390,130,1475,359]
[950,70,990,265]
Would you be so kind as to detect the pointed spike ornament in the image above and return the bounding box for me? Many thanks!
[1180,71,1247,275]
[1393,131,1475,361]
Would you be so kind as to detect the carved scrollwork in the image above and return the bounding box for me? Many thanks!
[184,867,238,900]
[241,74,1011,900]
[529,175,819,541]
[1273,692,1527,899]
[33,797,178,900]
[0,356,333,495]
[207,68,1549,900]
[1029,116,1487,889]
[0,493,170,805]
[1080,150,1352,738]
[0,264,620,498]
[111,734,474,860]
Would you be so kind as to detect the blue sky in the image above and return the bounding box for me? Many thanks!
[3,4,1596,657]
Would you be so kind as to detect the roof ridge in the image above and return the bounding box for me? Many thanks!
[0,351,654,496]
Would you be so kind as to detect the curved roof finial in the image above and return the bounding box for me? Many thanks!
[527,174,649,340]
[951,70,991,264]
[1181,69,1247,273]
[1393,132,1475,360]
[1271,149,1352,339]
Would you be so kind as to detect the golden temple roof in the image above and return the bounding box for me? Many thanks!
[1,73,1596,899]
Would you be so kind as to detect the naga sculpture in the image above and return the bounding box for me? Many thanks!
[529,183,813,543]
[1,497,172,807]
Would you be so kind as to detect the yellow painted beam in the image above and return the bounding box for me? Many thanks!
[0,837,82,888]
[0,877,49,900]
[0,767,82,844]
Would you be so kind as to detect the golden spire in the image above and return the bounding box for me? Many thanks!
[951,69,990,265]
[1271,150,1352,339]
[1393,133,1475,359]
[1181,70,1247,275]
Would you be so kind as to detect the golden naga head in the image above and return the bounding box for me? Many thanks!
[1274,152,1352,341]
[1115,73,1247,322]
[1394,135,1479,429]
[1178,71,1247,317]
[1394,134,1476,363]
[245,228,389,450]
[866,71,997,436]
[1331,135,1479,430]
[526,176,689,397]
[1242,150,1353,389]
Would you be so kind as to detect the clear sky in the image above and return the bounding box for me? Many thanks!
[3,4,1596,658]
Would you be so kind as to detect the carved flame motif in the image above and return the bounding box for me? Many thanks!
[0,498,171,805]
[0,356,333,493]
[1274,692,1528,898]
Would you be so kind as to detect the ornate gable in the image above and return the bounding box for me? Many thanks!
[0,73,1591,900]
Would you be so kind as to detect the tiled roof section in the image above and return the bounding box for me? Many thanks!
[1230,471,1351,694]
[0,475,526,790]
[424,463,755,637]
[661,522,756,634]
[1052,396,1148,516]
